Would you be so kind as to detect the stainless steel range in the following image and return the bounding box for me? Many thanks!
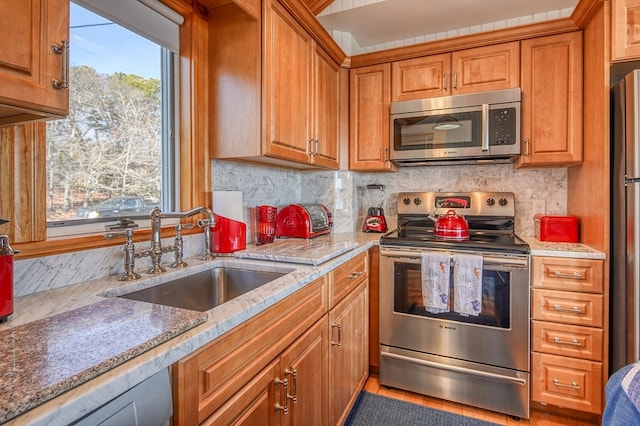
[379,191,530,419]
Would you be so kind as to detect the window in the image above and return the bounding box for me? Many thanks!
[46,0,182,236]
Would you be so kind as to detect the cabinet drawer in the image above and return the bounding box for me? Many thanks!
[532,352,602,414]
[532,257,603,293]
[531,289,603,327]
[329,252,368,308]
[532,320,603,361]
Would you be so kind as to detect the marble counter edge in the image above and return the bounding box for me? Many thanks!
[520,236,606,260]
[5,235,378,425]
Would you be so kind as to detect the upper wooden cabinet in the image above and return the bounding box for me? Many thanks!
[517,31,583,168]
[0,0,69,127]
[391,42,520,101]
[209,0,340,170]
[349,64,396,172]
[612,0,640,62]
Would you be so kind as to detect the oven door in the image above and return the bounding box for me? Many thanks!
[379,246,530,372]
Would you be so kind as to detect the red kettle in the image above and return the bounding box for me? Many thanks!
[433,210,470,241]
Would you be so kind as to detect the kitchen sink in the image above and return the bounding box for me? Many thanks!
[118,267,288,311]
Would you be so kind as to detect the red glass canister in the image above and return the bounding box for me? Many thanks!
[0,235,14,322]
[256,205,277,244]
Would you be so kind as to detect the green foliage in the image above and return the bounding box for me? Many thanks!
[114,72,161,99]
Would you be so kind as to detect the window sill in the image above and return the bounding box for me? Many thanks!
[14,226,203,260]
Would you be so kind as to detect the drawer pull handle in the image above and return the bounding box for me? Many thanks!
[553,270,584,279]
[552,304,583,314]
[553,336,582,347]
[274,377,289,414]
[285,368,297,404]
[331,323,342,348]
[553,379,581,390]
[348,271,364,279]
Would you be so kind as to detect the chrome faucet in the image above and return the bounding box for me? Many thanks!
[149,206,216,273]
[105,208,215,279]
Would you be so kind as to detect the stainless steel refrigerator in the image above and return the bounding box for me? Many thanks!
[611,69,640,373]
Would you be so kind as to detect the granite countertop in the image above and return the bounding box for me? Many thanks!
[0,232,380,425]
[0,298,207,423]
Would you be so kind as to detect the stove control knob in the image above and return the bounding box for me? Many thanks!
[486,198,495,206]
[413,197,422,206]
[403,197,412,205]
[499,198,508,206]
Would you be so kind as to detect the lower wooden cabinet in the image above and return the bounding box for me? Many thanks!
[532,352,603,414]
[172,251,370,425]
[329,280,368,425]
[280,317,329,426]
[530,256,605,415]
[202,359,281,426]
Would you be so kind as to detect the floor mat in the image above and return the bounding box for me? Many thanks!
[345,392,502,426]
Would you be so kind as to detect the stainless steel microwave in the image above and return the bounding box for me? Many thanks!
[390,88,521,166]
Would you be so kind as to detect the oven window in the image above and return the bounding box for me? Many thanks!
[393,111,482,150]
[393,262,510,328]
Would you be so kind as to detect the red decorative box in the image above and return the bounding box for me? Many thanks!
[534,215,579,243]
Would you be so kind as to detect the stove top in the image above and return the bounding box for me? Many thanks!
[380,191,530,254]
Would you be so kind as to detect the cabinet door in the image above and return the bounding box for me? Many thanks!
[329,282,368,425]
[451,42,520,95]
[612,0,640,61]
[517,32,583,167]
[391,53,450,101]
[0,0,69,125]
[311,45,340,169]
[264,0,312,164]
[280,317,329,426]
[349,64,396,171]
[201,359,282,426]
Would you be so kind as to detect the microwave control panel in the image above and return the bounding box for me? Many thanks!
[489,108,517,145]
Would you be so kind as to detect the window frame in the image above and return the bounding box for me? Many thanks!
[6,0,210,259]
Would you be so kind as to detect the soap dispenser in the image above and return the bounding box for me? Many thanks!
[0,219,13,322]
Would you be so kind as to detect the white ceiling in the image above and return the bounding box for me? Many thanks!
[317,0,578,56]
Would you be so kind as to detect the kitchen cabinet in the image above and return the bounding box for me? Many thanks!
[279,317,329,425]
[0,0,69,126]
[172,250,369,425]
[390,41,520,101]
[329,280,368,425]
[172,276,327,425]
[517,31,583,168]
[209,0,340,170]
[530,256,605,415]
[349,64,396,172]
[612,0,640,61]
[327,252,369,424]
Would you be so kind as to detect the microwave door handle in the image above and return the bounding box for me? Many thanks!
[481,104,490,152]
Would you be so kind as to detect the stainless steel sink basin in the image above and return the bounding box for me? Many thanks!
[118,267,287,311]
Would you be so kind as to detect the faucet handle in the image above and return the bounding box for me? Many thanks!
[104,227,135,240]
[176,223,195,232]
[197,218,212,228]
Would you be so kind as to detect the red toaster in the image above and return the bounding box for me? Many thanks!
[275,204,332,239]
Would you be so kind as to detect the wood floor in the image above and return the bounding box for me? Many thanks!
[363,376,599,426]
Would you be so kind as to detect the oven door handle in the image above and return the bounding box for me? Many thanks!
[380,350,527,386]
[381,251,529,268]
